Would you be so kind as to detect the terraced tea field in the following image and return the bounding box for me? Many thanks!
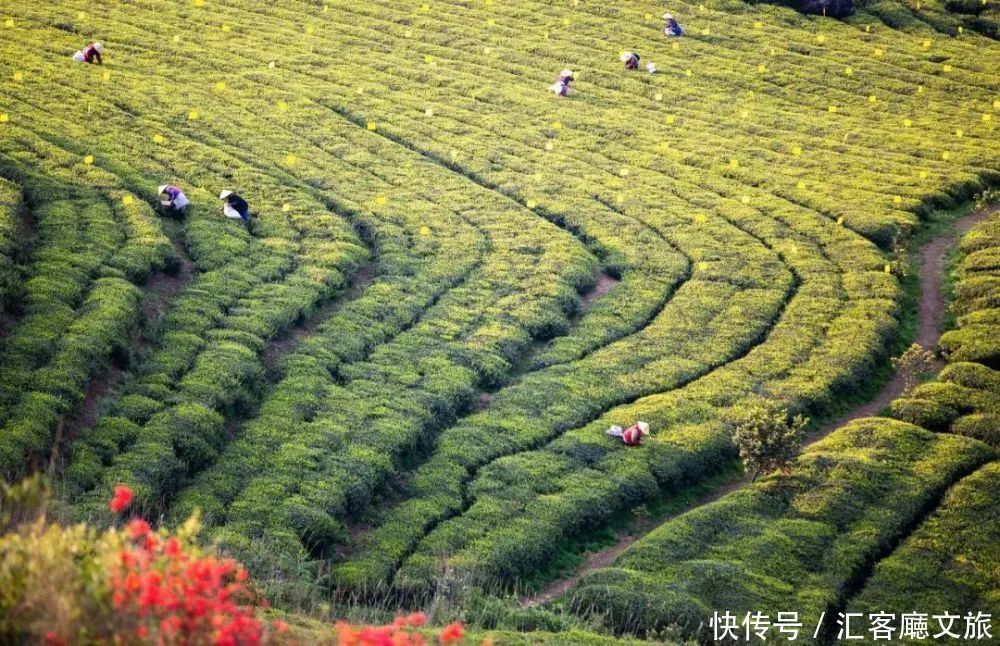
[1,0,998,642]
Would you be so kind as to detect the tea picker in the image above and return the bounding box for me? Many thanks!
[549,69,574,97]
[620,51,641,70]
[606,421,651,446]
[158,184,190,215]
[219,190,251,224]
[72,42,105,64]
[663,13,684,37]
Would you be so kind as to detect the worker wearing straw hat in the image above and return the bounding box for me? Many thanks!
[219,190,251,224]
[550,69,575,97]
[158,184,190,215]
[605,421,651,446]
[73,42,105,64]
[663,13,684,37]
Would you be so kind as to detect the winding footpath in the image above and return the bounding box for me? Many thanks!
[523,203,999,608]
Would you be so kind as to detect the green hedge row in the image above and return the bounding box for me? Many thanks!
[0,177,23,315]
[891,211,1000,444]
[569,419,994,638]
[848,461,1000,635]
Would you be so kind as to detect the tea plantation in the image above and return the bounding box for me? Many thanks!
[0,0,998,642]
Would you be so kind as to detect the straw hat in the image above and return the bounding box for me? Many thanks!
[158,185,169,194]
[93,42,105,53]
[637,421,650,435]
[620,52,633,62]
[663,13,674,20]
[560,69,574,79]
[219,190,233,199]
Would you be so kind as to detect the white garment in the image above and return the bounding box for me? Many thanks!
[171,192,190,210]
[223,204,244,220]
[72,51,86,62]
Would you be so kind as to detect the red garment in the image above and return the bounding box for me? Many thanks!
[622,425,643,446]
[83,43,103,64]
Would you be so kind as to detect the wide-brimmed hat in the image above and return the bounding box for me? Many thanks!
[637,421,650,435]
[663,13,674,20]
[158,185,169,194]
[219,190,233,199]
[560,69,574,78]
[620,52,633,62]
[93,42,105,53]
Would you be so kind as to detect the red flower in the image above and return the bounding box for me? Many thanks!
[272,619,289,634]
[127,519,151,539]
[165,536,182,557]
[406,612,427,627]
[109,484,133,513]
[439,622,464,644]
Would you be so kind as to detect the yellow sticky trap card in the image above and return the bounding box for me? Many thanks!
[797,180,807,190]
[837,216,844,225]
[943,64,952,72]
[758,64,767,72]
[367,121,377,131]
[4,19,14,28]
[619,167,630,177]
[422,3,430,11]
[919,170,928,179]
[874,48,884,57]
[955,129,963,137]
[697,261,709,271]
[741,195,751,204]
[374,196,388,206]
[792,145,802,155]
[941,151,951,160]
[884,263,892,274]
[83,155,94,165]
[0,114,8,123]
[77,11,86,19]
[215,81,226,92]
[665,115,676,124]
[552,121,563,130]
[983,113,993,122]
[277,101,289,112]
[816,34,826,44]
[188,110,200,120]
[828,105,838,113]
[729,159,739,168]
[922,39,931,48]
[13,71,23,82]
[903,118,913,127]
[419,226,431,236]
[173,35,181,43]
[526,200,537,209]
[305,25,314,34]
[685,69,692,77]
[424,55,433,64]
[221,24,231,33]
[425,107,434,116]
[655,92,663,101]
[893,195,902,204]
[844,66,853,76]
[754,21,763,29]
[123,195,134,206]
[545,142,554,151]
[268,61,276,69]
[284,154,297,165]
[672,42,679,51]
[868,95,877,103]
[152,134,165,144]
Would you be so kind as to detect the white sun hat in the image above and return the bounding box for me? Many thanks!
[637,421,650,435]
[620,52,632,62]
[663,13,674,20]
[158,185,169,194]
[93,42,105,53]
[219,190,233,199]
[560,69,574,78]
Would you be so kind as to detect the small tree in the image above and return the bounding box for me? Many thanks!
[893,343,938,395]
[731,401,808,481]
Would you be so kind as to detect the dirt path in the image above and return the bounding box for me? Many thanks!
[522,203,997,608]
[262,261,376,374]
[48,223,196,472]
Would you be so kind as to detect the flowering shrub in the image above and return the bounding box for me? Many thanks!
[1,478,474,645]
